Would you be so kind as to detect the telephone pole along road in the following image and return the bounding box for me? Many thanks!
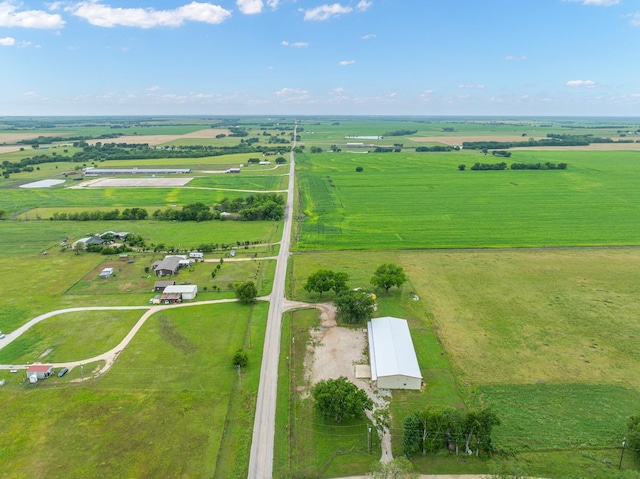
[247,125,297,479]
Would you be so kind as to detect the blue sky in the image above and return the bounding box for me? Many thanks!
[1,0,639,116]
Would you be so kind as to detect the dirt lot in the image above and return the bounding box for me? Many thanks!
[304,303,393,461]
[86,129,231,147]
[77,177,194,188]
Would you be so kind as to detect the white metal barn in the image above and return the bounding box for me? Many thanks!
[163,284,198,300]
[367,316,422,390]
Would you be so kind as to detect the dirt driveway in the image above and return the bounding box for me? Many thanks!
[291,302,394,462]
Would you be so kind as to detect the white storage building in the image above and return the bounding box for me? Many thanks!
[367,316,422,390]
[163,284,198,300]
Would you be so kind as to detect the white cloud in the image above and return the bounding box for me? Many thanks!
[0,1,65,28]
[146,85,162,91]
[274,87,312,102]
[564,0,619,5]
[628,12,640,27]
[304,3,352,21]
[68,1,232,28]
[0,36,15,45]
[419,89,433,98]
[361,33,375,40]
[339,59,355,66]
[237,0,262,14]
[356,0,372,11]
[281,40,308,47]
[566,79,597,87]
[458,84,484,89]
[266,0,279,9]
[505,55,527,61]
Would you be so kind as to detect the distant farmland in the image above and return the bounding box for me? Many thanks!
[295,150,640,250]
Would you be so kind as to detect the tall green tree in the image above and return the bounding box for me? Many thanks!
[236,281,257,304]
[304,269,349,297]
[333,289,375,324]
[311,376,373,422]
[371,263,407,293]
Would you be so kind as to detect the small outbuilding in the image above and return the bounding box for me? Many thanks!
[153,280,176,292]
[367,316,422,390]
[163,284,198,300]
[98,267,114,279]
[26,365,53,382]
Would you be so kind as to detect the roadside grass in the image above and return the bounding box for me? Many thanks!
[0,309,143,364]
[274,308,380,478]
[295,150,640,250]
[0,302,267,478]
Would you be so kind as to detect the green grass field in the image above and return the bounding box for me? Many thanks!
[296,149,640,250]
[0,302,267,478]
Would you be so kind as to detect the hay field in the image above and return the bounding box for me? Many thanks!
[87,129,231,146]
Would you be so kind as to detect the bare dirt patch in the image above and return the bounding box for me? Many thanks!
[304,303,393,461]
[0,145,25,154]
[81,177,193,188]
[181,128,231,139]
[89,135,181,146]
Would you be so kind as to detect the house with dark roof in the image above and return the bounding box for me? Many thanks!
[152,256,182,277]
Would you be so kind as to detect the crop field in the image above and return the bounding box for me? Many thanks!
[0,302,267,478]
[295,149,640,250]
[188,173,288,190]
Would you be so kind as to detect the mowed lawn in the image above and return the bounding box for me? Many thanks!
[0,302,267,478]
[296,150,640,250]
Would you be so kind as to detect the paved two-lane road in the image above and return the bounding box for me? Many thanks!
[247,127,297,479]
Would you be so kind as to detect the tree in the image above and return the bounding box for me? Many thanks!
[628,415,640,459]
[371,263,407,293]
[304,269,349,297]
[356,166,364,172]
[333,289,375,324]
[236,281,257,304]
[275,156,286,164]
[311,376,373,422]
[0,210,6,220]
[232,348,248,368]
[403,412,422,457]
[458,164,466,171]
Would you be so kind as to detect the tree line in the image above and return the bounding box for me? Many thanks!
[49,195,285,223]
[403,406,500,458]
[460,162,568,171]
[462,133,620,150]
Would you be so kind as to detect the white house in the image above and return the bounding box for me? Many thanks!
[259,161,271,165]
[189,252,204,259]
[367,316,422,390]
[98,267,114,278]
[163,284,198,300]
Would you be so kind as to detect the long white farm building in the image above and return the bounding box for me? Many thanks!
[367,316,422,390]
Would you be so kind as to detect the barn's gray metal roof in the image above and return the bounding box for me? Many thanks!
[367,316,422,381]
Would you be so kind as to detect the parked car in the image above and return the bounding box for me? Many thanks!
[57,367,69,378]
[0,332,5,339]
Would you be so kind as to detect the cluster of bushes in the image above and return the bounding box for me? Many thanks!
[152,202,219,222]
[510,162,567,170]
[51,208,148,221]
[373,147,401,153]
[86,243,133,255]
[382,129,418,136]
[215,193,285,221]
[403,406,500,458]
[470,162,507,171]
[415,145,458,152]
[463,133,614,150]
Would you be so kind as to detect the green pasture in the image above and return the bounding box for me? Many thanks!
[0,302,267,478]
[289,249,640,477]
[295,150,640,250]
[188,173,288,190]
[0,309,144,364]
[0,220,278,256]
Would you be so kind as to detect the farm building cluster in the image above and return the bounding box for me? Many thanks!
[151,255,196,277]
[150,282,198,304]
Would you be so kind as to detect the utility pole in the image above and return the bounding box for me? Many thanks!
[367,426,372,454]
[619,437,627,469]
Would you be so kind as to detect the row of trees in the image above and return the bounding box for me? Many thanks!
[49,196,284,223]
[303,264,407,324]
[462,133,615,150]
[403,406,500,458]
[459,162,568,171]
[51,207,149,221]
